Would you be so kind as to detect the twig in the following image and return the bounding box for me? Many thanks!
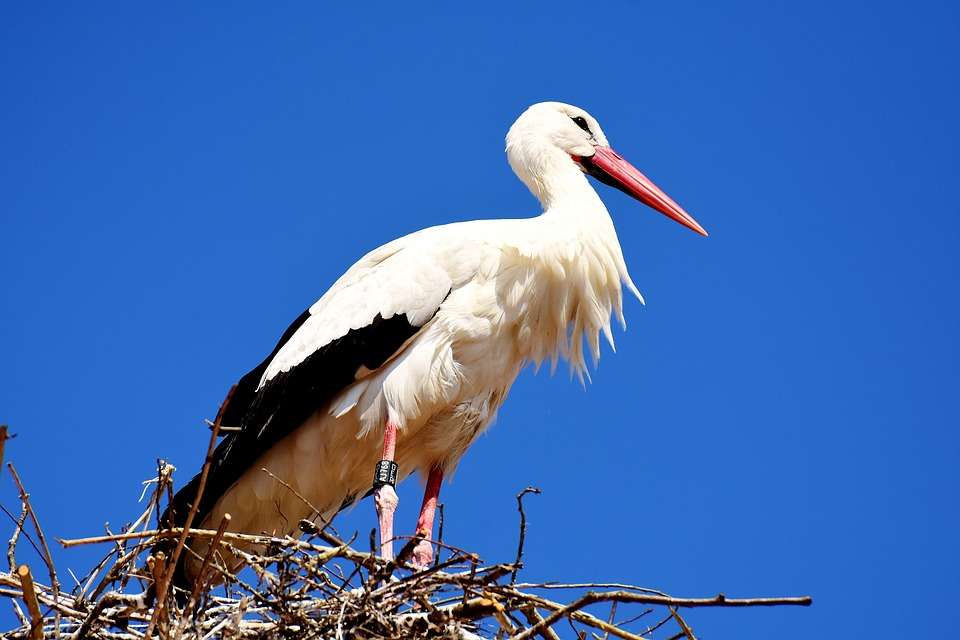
[435,503,444,568]
[520,606,561,640]
[260,467,342,545]
[511,591,811,640]
[187,514,231,610]
[670,607,697,640]
[7,499,28,574]
[60,527,379,571]
[602,601,617,640]
[514,582,667,596]
[17,564,43,640]
[613,607,653,629]
[512,486,541,584]
[73,592,129,640]
[8,464,61,618]
[8,595,28,627]
[145,384,235,638]
[177,513,232,637]
[204,419,241,434]
[463,554,478,606]
[490,593,517,635]
[498,589,646,640]
[0,425,10,468]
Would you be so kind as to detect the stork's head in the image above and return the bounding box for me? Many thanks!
[506,102,707,236]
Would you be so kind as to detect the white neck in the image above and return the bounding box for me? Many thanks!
[527,152,622,257]
[499,149,643,380]
[529,155,606,212]
[507,142,597,209]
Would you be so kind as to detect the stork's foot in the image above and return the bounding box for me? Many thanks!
[373,484,399,561]
[411,536,434,569]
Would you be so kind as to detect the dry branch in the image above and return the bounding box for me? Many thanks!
[8,464,60,602]
[512,486,540,585]
[145,384,235,638]
[0,425,9,470]
[182,512,231,624]
[16,565,42,640]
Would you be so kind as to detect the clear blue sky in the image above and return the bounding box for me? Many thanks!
[1,2,958,637]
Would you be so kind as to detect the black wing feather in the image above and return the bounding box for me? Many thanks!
[218,308,313,430]
[160,308,439,586]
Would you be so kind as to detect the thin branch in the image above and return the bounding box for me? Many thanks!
[204,419,241,434]
[145,384,235,638]
[7,499,28,574]
[512,486,541,584]
[0,425,10,469]
[177,513,232,637]
[602,601,617,640]
[61,527,378,567]
[498,589,647,640]
[435,503,444,569]
[8,464,60,611]
[520,606,562,640]
[514,582,669,597]
[260,466,343,545]
[512,591,811,640]
[670,607,698,640]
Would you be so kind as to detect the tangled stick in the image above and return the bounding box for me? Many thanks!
[0,405,811,639]
[0,491,810,638]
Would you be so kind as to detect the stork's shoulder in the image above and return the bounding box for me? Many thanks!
[338,219,518,286]
[329,220,491,274]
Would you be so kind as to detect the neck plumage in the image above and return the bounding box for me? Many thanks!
[500,160,643,380]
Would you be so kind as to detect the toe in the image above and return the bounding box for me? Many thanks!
[410,539,433,569]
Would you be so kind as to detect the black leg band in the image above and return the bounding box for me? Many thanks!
[373,459,399,488]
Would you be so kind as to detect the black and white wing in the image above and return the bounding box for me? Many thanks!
[164,240,452,531]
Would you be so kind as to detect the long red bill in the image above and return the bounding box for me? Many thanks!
[580,145,708,237]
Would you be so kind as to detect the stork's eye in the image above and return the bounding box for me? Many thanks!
[571,116,591,134]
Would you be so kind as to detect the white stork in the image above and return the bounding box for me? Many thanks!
[163,101,706,587]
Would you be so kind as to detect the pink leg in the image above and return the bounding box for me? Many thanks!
[373,422,399,561]
[411,465,443,569]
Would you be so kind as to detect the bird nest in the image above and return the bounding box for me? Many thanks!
[0,424,810,639]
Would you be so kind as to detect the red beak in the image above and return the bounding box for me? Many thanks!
[578,146,708,237]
